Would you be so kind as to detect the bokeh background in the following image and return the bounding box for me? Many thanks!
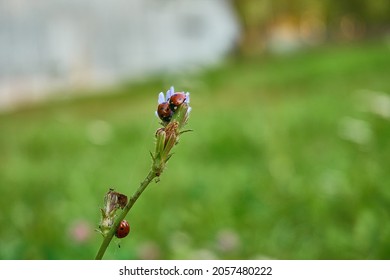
[1,0,390,260]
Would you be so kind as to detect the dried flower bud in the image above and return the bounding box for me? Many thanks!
[98,188,128,237]
[105,188,128,212]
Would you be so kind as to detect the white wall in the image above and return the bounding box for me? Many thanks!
[0,0,239,110]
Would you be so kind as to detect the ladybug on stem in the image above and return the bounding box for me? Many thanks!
[115,220,130,238]
[169,93,187,111]
[157,102,173,122]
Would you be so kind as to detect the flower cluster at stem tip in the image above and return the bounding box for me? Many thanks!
[155,86,191,125]
[152,86,192,176]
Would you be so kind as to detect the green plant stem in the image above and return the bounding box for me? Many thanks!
[95,170,157,260]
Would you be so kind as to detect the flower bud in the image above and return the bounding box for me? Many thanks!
[151,86,192,177]
[155,127,166,158]
[98,189,128,237]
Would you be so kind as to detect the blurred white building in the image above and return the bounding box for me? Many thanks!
[0,0,239,110]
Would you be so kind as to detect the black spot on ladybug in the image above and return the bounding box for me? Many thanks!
[115,220,130,238]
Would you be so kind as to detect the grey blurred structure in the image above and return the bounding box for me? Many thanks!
[0,0,239,110]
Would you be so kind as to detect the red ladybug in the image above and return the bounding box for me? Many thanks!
[115,220,130,238]
[169,93,187,111]
[157,102,173,122]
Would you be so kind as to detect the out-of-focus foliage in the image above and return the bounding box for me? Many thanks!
[232,0,390,54]
[0,40,389,259]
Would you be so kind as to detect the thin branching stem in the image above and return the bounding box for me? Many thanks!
[95,88,191,260]
[95,170,157,260]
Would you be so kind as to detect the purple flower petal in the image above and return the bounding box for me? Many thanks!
[185,92,190,103]
[166,86,174,101]
[158,92,165,104]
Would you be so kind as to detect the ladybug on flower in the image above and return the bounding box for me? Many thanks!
[156,86,191,123]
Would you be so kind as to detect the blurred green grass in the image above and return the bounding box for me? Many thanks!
[1,40,390,260]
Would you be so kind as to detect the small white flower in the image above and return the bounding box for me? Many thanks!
[158,92,165,104]
[166,86,174,101]
[185,92,192,114]
[155,86,192,119]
